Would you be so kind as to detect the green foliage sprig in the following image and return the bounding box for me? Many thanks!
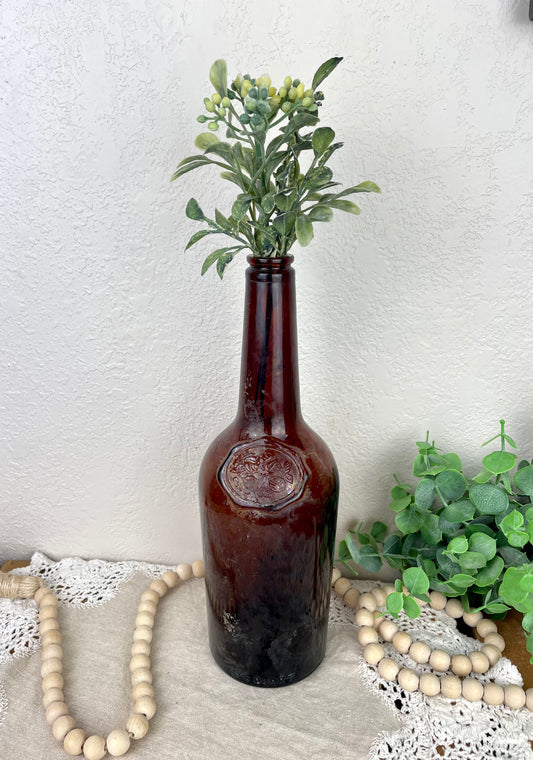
[171,57,380,277]
[339,421,533,661]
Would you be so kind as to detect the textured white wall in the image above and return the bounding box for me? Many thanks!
[1,0,533,564]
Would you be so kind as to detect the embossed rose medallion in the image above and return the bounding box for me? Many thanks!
[219,438,308,510]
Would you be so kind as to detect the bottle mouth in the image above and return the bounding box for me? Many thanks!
[247,255,294,270]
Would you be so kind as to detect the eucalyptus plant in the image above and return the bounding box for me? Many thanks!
[171,57,380,277]
[338,421,533,661]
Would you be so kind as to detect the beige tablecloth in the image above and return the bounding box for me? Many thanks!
[0,574,399,759]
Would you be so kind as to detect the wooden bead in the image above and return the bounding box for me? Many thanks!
[129,654,150,673]
[35,586,57,605]
[131,668,152,687]
[52,714,76,741]
[359,593,377,612]
[382,584,396,597]
[106,728,131,757]
[462,610,483,627]
[484,632,505,652]
[42,643,63,662]
[334,578,352,598]
[409,641,431,664]
[135,695,156,719]
[481,644,501,666]
[133,626,153,643]
[397,668,419,692]
[331,567,342,584]
[445,598,463,619]
[39,604,58,622]
[131,640,151,657]
[355,608,375,628]
[371,586,388,606]
[429,649,451,672]
[45,700,69,725]
[419,672,440,696]
[161,570,179,589]
[176,563,193,581]
[42,672,64,692]
[140,589,160,606]
[476,618,498,638]
[392,631,412,654]
[43,687,64,709]
[42,630,62,647]
[462,677,484,702]
[132,681,155,701]
[358,626,379,646]
[451,654,472,677]
[344,588,360,609]
[135,611,154,629]
[525,687,533,711]
[440,675,462,699]
[83,734,106,760]
[363,643,385,666]
[40,618,60,635]
[41,657,63,677]
[378,619,398,642]
[483,682,504,706]
[138,599,157,616]
[192,560,205,578]
[504,684,526,709]
[150,579,168,598]
[64,727,87,756]
[377,657,400,682]
[469,651,490,674]
[126,713,149,740]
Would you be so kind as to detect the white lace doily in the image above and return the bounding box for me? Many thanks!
[1,554,533,759]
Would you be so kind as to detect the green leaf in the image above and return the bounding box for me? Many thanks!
[483,450,517,475]
[312,126,335,156]
[171,159,214,181]
[335,181,381,195]
[358,546,382,573]
[328,199,361,215]
[209,59,227,96]
[186,198,205,221]
[274,191,297,212]
[195,132,220,151]
[435,469,467,502]
[386,591,404,615]
[519,571,533,592]
[457,551,487,570]
[441,499,475,523]
[261,193,276,214]
[415,478,435,509]
[500,509,524,535]
[499,546,529,567]
[389,494,411,512]
[515,465,533,496]
[216,251,236,279]
[283,111,319,137]
[420,513,442,546]
[438,514,462,537]
[370,521,388,542]
[470,483,509,515]
[344,533,360,563]
[443,453,462,471]
[484,602,511,614]
[395,507,425,534]
[473,469,493,484]
[307,205,333,222]
[311,56,343,90]
[507,530,529,547]
[201,247,235,276]
[447,535,469,554]
[185,229,213,250]
[403,567,430,595]
[232,195,252,222]
[413,454,428,477]
[468,533,497,560]
[337,539,351,562]
[383,533,403,556]
[522,610,533,632]
[448,573,477,590]
[295,215,314,247]
[272,212,296,236]
[204,142,235,163]
[215,209,232,231]
[304,166,334,191]
[403,595,421,619]
[500,567,529,606]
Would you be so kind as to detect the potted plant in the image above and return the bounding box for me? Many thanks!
[339,420,533,662]
[172,57,380,686]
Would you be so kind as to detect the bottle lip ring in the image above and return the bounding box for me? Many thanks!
[247,255,294,269]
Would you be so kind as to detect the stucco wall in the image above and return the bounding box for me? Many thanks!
[1,0,532,563]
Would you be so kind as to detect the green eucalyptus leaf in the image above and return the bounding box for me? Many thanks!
[500,509,524,535]
[413,454,428,477]
[519,571,533,592]
[195,132,220,151]
[389,494,412,512]
[312,126,335,156]
[311,56,343,90]
[295,215,314,247]
[474,555,504,586]
[307,205,333,222]
[370,521,388,542]
[447,535,469,554]
[186,198,205,221]
[438,514,462,537]
[484,602,511,614]
[328,199,361,215]
[522,610,533,632]
[499,545,529,567]
[515,464,533,496]
[457,551,487,570]
[209,59,228,96]
[395,507,425,534]
[443,453,462,471]
[441,499,475,523]
[415,478,435,509]
[420,513,442,545]
[337,539,351,562]
[507,530,529,547]
[500,567,529,606]
[435,469,467,502]
[483,450,517,475]
[470,483,509,515]
[403,566,430,595]
[448,573,477,590]
[386,591,404,615]
[358,545,382,573]
[344,533,360,563]
[468,533,497,560]
[473,469,493,484]
[403,595,421,619]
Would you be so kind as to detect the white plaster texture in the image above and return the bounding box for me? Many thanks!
[1,0,533,564]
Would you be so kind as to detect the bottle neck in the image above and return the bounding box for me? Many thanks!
[236,256,302,436]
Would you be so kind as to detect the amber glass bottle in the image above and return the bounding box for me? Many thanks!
[199,255,339,687]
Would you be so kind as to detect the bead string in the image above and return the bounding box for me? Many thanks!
[33,560,205,759]
[331,568,533,711]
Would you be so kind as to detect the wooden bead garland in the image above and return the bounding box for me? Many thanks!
[0,561,204,758]
[332,574,533,713]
